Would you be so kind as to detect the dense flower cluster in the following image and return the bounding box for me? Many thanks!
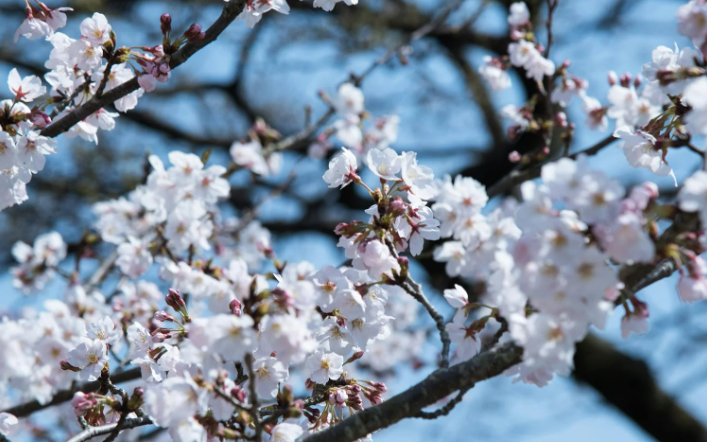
[4,1,707,442]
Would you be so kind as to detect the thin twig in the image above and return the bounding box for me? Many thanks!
[486,135,617,198]
[95,56,118,98]
[413,386,471,419]
[352,0,468,85]
[212,385,251,414]
[544,0,559,59]
[86,249,119,290]
[401,279,451,369]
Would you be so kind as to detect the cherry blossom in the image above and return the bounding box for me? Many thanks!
[8,69,46,102]
[508,2,530,27]
[0,413,18,438]
[305,351,344,384]
[323,147,358,188]
[80,13,112,46]
[66,338,108,381]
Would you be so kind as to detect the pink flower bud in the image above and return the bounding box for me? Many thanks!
[28,110,51,128]
[369,382,387,393]
[166,288,186,311]
[553,112,568,128]
[160,13,171,34]
[329,388,348,409]
[620,72,632,88]
[607,71,618,86]
[154,310,175,322]
[508,151,521,163]
[229,298,243,316]
[151,332,172,343]
[366,391,382,406]
[633,73,643,88]
[71,392,95,416]
[231,386,246,403]
[630,297,649,318]
[184,24,205,42]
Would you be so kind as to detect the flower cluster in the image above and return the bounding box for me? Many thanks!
[308,83,400,160]
[8,1,707,442]
[433,155,664,386]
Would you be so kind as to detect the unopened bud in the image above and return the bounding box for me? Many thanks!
[620,72,632,88]
[344,350,364,365]
[607,71,618,86]
[127,387,144,411]
[553,112,568,128]
[114,46,131,64]
[388,197,406,216]
[370,381,387,393]
[151,332,172,342]
[166,288,186,311]
[154,310,176,322]
[230,386,246,403]
[329,388,348,409]
[278,384,294,406]
[160,13,171,34]
[633,73,643,88]
[229,298,243,316]
[508,151,521,163]
[71,392,95,416]
[630,297,649,318]
[366,391,382,406]
[184,24,205,42]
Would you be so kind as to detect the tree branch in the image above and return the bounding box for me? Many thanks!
[1,368,141,418]
[574,334,707,442]
[40,0,248,139]
[301,342,523,442]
